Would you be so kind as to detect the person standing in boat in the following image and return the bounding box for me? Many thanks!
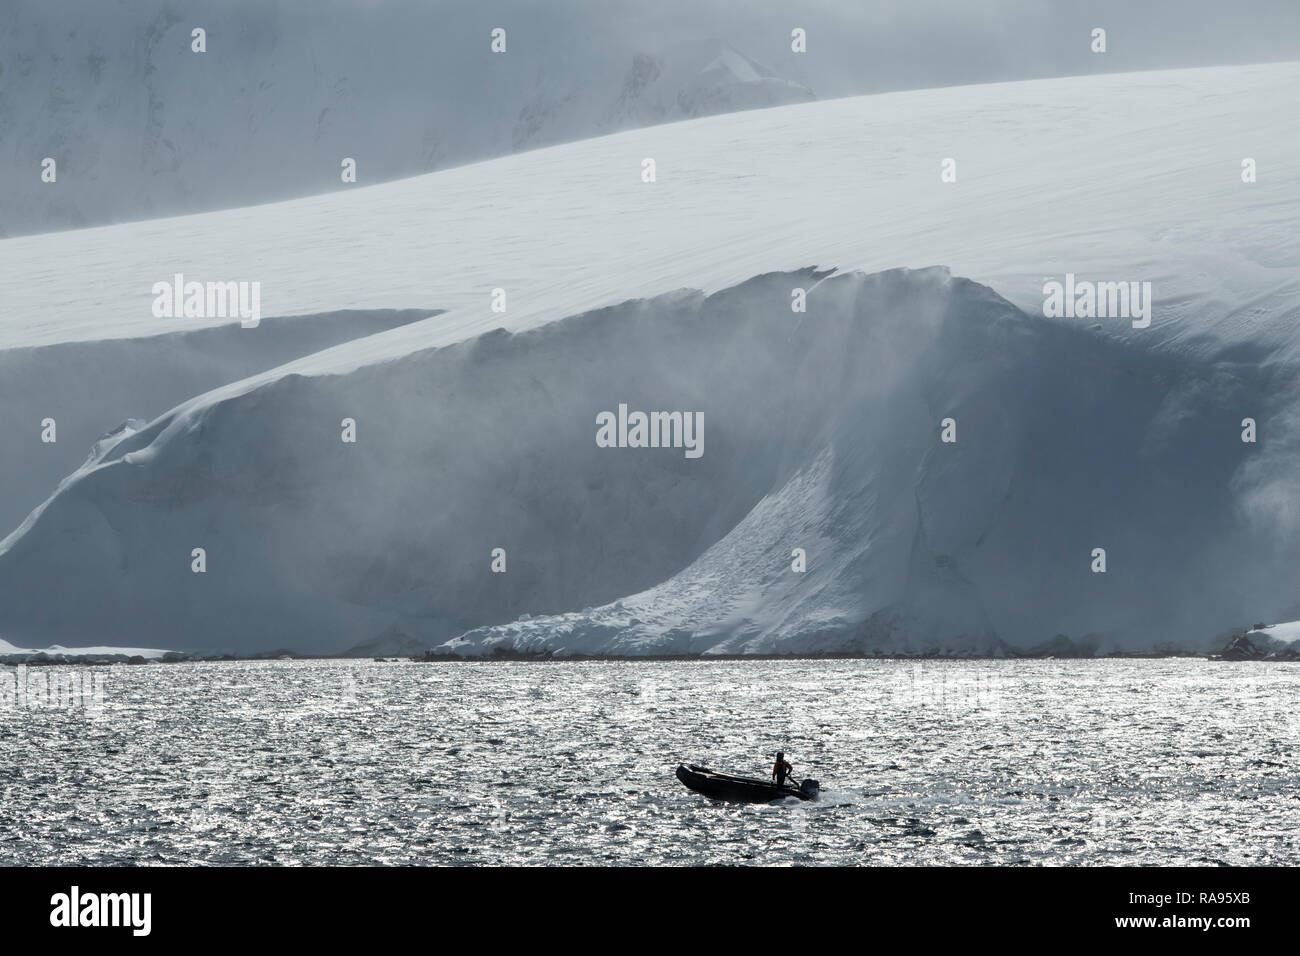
[771,751,793,787]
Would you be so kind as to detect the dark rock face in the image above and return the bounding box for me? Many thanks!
[1215,630,1300,661]
[1217,633,1266,660]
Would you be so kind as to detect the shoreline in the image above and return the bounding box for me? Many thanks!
[3,649,1292,666]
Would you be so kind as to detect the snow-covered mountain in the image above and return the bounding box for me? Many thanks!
[0,638,170,664]
[0,62,1297,656]
[0,0,811,236]
[587,39,814,142]
[1217,621,1300,659]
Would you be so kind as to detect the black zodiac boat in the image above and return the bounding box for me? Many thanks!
[675,763,819,803]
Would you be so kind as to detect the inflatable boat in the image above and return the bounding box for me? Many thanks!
[675,763,819,802]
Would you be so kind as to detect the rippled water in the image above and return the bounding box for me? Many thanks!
[1,659,1297,865]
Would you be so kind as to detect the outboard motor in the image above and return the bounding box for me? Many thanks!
[799,778,819,800]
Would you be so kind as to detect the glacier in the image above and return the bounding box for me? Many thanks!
[3,63,1295,352]
[2,267,1297,657]
[0,63,1298,656]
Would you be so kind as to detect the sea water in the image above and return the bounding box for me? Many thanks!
[1,658,1296,865]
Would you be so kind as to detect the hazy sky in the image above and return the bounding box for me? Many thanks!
[11,0,1299,97]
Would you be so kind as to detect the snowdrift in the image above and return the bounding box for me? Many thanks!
[2,268,1296,656]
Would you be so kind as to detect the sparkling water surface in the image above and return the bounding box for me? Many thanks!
[2,659,1297,865]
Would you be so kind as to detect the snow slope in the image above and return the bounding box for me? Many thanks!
[0,309,433,535]
[436,268,1297,658]
[1,63,1295,353]
[0,63,1297,656]
[1247,621,1300,652]
[1218,619,1300,659]
[0,0,812,236]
